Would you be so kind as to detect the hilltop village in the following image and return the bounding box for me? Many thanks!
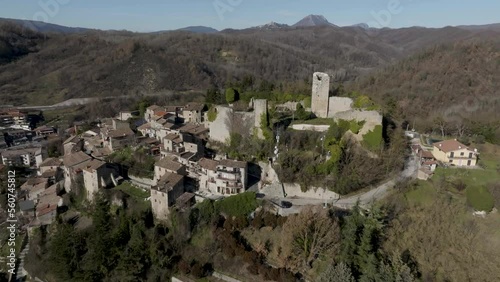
[0,72,483,226]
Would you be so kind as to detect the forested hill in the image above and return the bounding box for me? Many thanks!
[1,20,500,106]
[351,41,500,141]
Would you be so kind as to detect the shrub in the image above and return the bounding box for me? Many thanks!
[362,125,383,151]
[215,192,259,217]
[207,107,218,122]
[225,88,239,103]
[466,186,495,212]
[295,103,311,120]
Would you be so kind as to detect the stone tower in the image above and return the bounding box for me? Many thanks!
[311,72,330,118]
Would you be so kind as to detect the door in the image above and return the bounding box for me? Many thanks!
[467,160,472,166]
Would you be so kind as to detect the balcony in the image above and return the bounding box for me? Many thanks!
[217,173,241,181]
[217,167,239,173]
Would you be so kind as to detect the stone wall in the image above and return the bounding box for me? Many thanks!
[209,106,257,143]
[290,124,330,132]
[253,99,268,139]
[129,175,155,189]
[328,97,354,117]
[209,106,233,143]
[282,183,340,200]
[311,72,330,118]
[275,101,302,112]
[333,110,383,135]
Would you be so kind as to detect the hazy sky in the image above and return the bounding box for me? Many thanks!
[1,0,499,32]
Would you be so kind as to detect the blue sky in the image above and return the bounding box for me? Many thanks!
[0,0,499,31]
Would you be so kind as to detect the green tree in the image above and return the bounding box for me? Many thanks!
[295,103,311,120]
[206,87,224,104]
[48,223,86,281]
[81,193,115,280]
[225,88,239,104]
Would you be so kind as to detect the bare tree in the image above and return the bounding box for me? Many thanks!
[433,116,447,138]
[280,206,341,273]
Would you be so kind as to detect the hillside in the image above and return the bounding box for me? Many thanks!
[0,17,91,34]
[1,20,500,106]
[352,41,500,140]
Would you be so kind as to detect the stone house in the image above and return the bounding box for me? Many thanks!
[0,146,43,168]
[103,127,135,152]
[433,140,478,167]
[82,159,118,201]
[215,159,248,195]
[145,105,162,122]
[36,184,62,225]
[38,157,63,183]
[154,158,187,186]
[197,158,248,195]
[21,177,49,201]
[63,135,84,155]
[63,151,92,192]
[33,125,56,137]
[181,103,205,124]
[151,172,185,220]
[198,158,219,193]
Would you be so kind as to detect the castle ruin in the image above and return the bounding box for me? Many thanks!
[310,72,383,137]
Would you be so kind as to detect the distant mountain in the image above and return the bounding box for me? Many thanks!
[351,23,370,29]
[251,21,289,30]
[293,14,336,27]
[457,23,500,32]
[0,17,91,34]
[176,26,218,34]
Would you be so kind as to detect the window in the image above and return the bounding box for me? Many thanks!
[469,152,473,158]
[450,152,454,158]
[460,152,464,156]
[449,160,453,163]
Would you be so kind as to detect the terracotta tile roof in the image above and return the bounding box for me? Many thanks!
[433,140,473,153]
[176,192,195,206]
[137,123,151,131]
[63,135,81,144]
[107,128,135,138]
[63,151,92,167]
[36,203,58,216]
[40,158,62,167]
[21,177,48,190]
[147,105,162,111]
[156,158,184,171]
[154,110,168,117]
[219,159,247,169]
[421,150,435,159]
[82,159,106,172]
[179,124,208,136]
[164,133,179,141]
[157,172,184,192]
[41,170,58,178]
[183,102,205,112]
[164,106,179,113]
[34,125,54,132]
[198,158,219,171]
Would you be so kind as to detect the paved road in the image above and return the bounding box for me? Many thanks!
[268,156,418,215]
[16,90,183,111]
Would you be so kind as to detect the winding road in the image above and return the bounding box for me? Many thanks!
[266,155,418,215]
